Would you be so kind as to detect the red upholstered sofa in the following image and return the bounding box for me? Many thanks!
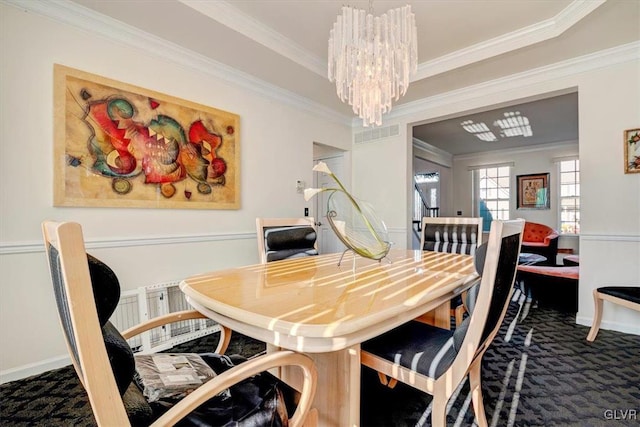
[521,222,559,265]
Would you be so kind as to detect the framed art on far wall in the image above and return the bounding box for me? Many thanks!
[53,64,240,209]
[517,173,550,209]
[624,128,640,174]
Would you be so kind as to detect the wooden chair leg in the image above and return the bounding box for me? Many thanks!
[431,394,448,427]
[454,304,466,327]
[469,359,488,427]
[587,290,604,342]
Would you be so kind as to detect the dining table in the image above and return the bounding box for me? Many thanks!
[180,249,479,426]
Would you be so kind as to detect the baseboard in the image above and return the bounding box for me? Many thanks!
[0,354,70,384]
[576,316,640,336]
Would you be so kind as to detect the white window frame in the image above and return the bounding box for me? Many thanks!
[471,163,512,231]
[557,158,580,235]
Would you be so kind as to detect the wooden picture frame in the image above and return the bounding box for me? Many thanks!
[517,173,550,209]
[624,128,640,174]
[53,64,240,209]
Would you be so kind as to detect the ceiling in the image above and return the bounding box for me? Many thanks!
[413,91,579,155]
[66,0,639,154]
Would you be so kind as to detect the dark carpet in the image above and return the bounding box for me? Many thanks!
[2,290,639,426]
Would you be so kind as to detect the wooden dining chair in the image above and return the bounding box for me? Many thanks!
[256,217,318,264]
[42,220,317,427]
[420,216,483,326]
[586,286,640,341]
[361,219,525,427]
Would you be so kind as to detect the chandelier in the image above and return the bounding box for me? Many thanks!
[328,3,418,127]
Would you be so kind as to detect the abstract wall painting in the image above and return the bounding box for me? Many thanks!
[53,64,240,209]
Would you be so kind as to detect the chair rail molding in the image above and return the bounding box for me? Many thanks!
[580,234,640,242]
[0,231,256,255]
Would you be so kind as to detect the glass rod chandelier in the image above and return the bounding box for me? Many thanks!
[328,3,418,127]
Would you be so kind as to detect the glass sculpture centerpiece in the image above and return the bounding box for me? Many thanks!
[305,162,391,265]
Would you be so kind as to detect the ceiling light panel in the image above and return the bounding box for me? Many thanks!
[494,111,533,137]
[460,120,497,141]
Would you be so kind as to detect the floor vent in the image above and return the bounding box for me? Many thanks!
[111,281,219,354]
[354,124,399,144]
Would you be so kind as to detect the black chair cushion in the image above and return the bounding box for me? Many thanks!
[266,248,318,262]
[422,224,480,255]
[264,225,318,262]
[362,321,457,380]
[598,286,640,304]
[88,253,121,327]
[87,255,137,396]
[474,243,487,277]
[265,226,316,251]
[148,354,294,427]
[103,321,136,396]
[123,382,155,426]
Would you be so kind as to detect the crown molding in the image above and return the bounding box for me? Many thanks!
[390,40,640,122]
[178,0,327,78]
[2,0,351,126]
[412,138,454,166]
[454,141,578,161]
[413,0,606,81]
[182,0,605,86]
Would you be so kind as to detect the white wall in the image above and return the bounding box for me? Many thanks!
[350,46,640,337]
[0,4,351,379]
[352,120,410,249]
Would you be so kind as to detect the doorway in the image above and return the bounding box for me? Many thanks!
[312,144,347,254]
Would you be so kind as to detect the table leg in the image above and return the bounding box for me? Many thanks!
[280,345,361,426]
[414,301,452,329]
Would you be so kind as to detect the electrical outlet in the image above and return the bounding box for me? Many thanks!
[457,211,462,216]
[304,208,309,217]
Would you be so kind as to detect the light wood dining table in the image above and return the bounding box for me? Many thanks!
[180,249,479,426]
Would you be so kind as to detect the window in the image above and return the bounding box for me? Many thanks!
[474,166,510,231]
[559,159,580,234]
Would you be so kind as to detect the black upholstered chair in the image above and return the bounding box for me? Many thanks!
[42,221,317,427]
[256,217,318,264]
[587,286,640,341]
[361,219,525,427]
[419,216,483,326]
